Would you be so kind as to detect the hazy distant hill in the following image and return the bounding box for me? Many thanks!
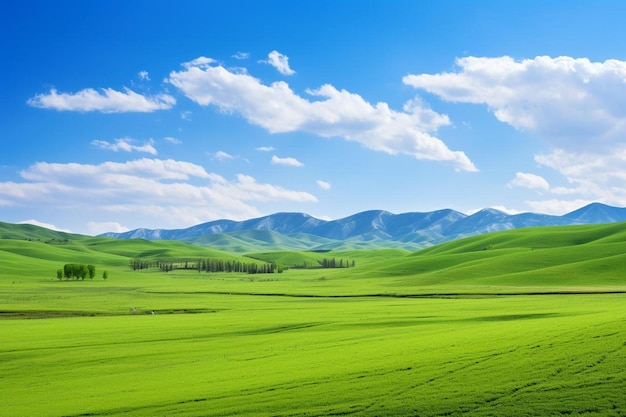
[98,203,626,252]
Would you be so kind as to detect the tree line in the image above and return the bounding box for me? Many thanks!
[294,258,355,269]
[56,263,107,280]
[130,257,280,274]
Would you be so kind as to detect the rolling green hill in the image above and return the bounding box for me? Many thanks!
[2,221,626,416]
[184,229,424,253]
[0,220,86,241]
[2,220,625,293]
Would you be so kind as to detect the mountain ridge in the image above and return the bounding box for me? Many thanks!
[99,203,626,251]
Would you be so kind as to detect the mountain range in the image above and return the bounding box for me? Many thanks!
[99,203,626,253]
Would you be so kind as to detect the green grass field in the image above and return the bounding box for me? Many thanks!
[1,222,625,416]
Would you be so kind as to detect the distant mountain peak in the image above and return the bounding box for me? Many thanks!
[98,203,626,251]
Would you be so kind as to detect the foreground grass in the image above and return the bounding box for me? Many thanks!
[1,287,625,416]
[1,222,626,416]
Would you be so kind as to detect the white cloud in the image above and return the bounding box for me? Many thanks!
[404,55,626,211]
[271,155,304,167]
[87,221,129,235]
[232,52,250,60]
[18,219,72,233]
[507,147,626,214]
[138,70,150,81]
[403,56,626,149]
[214,151,234,161]
[489,206,524,215]
[256,146,275,152]
[534,148,626,202]
[182,56,216,69]
[263,50,296,75]
[0,158,317,228]
[92,138,157,155]
[27,87,175,113]
[164,136,182,144]
[316,180,331,190]
[524,199,593,216]
[168,57,476,172]
[180,110,192,121]
[508,172,550,190]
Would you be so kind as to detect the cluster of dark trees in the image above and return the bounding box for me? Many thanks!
[130,258,280,274]
[295,258,355,269]
[320,258,355,268]
[56,264,108,280]
[57,263,96,280]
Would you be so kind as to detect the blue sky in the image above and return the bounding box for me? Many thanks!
[3,1,626,235]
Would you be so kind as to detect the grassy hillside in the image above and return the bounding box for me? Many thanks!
[1,221,625,416]
[186,230,424,252]
[2,221,626,293]
[185,230,335,253]
[0,220,86,241]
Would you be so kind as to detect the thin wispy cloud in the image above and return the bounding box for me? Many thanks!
[256,146,275,152]
[214,151,234,161]
[271,155,304,167]
[316,180,331,190]
[28,87,175,113]
[164,136,182,145]
[92,138,157,155]
[138,70,150,81]
[232,51,250,60]
[168,57,476,172]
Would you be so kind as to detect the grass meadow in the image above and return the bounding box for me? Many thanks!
[1,222,626,416]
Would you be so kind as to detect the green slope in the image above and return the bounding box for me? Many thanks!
[2,221,626,417]
[184,230,419,253]
[365,222,626,291]
[2,220,626,293]
[185,230,334,253]
[0,220,86,241]
[0,223,271,279]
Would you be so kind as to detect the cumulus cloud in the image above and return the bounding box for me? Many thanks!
[27,87,175,113]
[535,148,626,201]
[271,155,304,167]
[168,57,476,172]
[316,180,331,190]
[508,147,626,213]
[0,158,317,228]
[138,70,150,81]
[403,56,626,149]
[92,138,157,155]
[263,50,296,75]
[404,55,626,212]
[18,219,72,233]
[508,172,550,190]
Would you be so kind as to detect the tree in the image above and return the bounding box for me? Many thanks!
[102,270,108,280]
[56,269,63,280]
[78,264,87,280]
[87,265,96,280]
